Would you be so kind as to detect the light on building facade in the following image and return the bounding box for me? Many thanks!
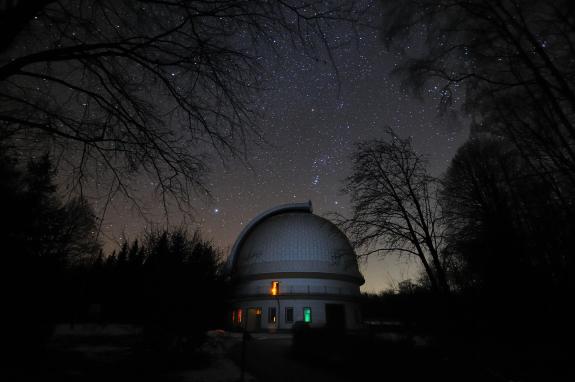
[270,281,280,296]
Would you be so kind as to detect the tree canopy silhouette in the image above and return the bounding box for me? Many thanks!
[80,228,225,352]
[0,147,99,352]
[379,0,575,342]
[380,0,575,207]
[0,0,364,210]
[0,148,100,267]
[337,129,450,295]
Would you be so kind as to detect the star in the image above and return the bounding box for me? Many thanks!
[312,175,320,186]
[97,5,468,294]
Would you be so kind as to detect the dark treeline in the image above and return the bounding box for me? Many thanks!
[78,229,228,344]
[360,283,440,333]
[340,1,575,379]
[1,147,227,359]
[441,136,573,345]
[1,147,100,354]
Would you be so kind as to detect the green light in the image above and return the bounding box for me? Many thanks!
[303,307,311,323]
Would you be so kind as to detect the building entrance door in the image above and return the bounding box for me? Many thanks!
[325,303,346,329]
[246,307,261,332]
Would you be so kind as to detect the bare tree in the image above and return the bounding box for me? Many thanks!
[0,0,364,213]
[337,129,450,294]
[379,0,575,206]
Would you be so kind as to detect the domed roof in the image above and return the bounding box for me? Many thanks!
[228,202,364,284]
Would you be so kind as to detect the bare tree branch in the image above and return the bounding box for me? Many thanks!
[0,0,366,218]
[336,128,450,294]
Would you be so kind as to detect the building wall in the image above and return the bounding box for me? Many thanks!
[230,276,362,331]
[230,297,362,331]
[235,277,361,297]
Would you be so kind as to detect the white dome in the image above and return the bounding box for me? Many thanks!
[229,202,364,284]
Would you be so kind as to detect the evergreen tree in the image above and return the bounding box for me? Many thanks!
[1,147,100,354]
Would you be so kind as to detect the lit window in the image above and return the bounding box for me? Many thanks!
[237,309,243,324]
[268,307,277,323]
[270,281,280,296]
[303,307,312,323]
[256,308,262,316]
[285,307,294,322]
[232,310,236,325]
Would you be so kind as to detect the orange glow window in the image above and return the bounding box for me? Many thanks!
[270,281,280,296]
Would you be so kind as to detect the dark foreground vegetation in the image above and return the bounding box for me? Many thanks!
[360,290,572,382]
[334,1,575,380]
[1,148,228,378]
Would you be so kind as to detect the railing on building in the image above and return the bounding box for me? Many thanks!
[239,284,360,297]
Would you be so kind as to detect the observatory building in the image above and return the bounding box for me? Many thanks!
[227,202,364,331]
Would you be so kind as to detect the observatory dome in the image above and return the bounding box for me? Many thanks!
[228,202,364,284]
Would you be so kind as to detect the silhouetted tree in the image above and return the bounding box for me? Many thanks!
[127,239,144,268]
[380,0,575,212]
[139,229,225,352]
[337,129,450,295]
[0,147,100,354]
[442,137,523,289]
[379,3,575,365]
[441,135,574,338]
[77,228,225,351]
[0,0,365,211]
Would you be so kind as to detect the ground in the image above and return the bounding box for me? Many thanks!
[228,330,506,382]
[6,324,254,382]
[5,324,511,381]
[229,333,350,382]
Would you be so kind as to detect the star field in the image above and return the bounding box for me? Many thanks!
[99,6,468,293]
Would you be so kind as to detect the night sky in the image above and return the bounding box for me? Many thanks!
[98,8,469,293]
